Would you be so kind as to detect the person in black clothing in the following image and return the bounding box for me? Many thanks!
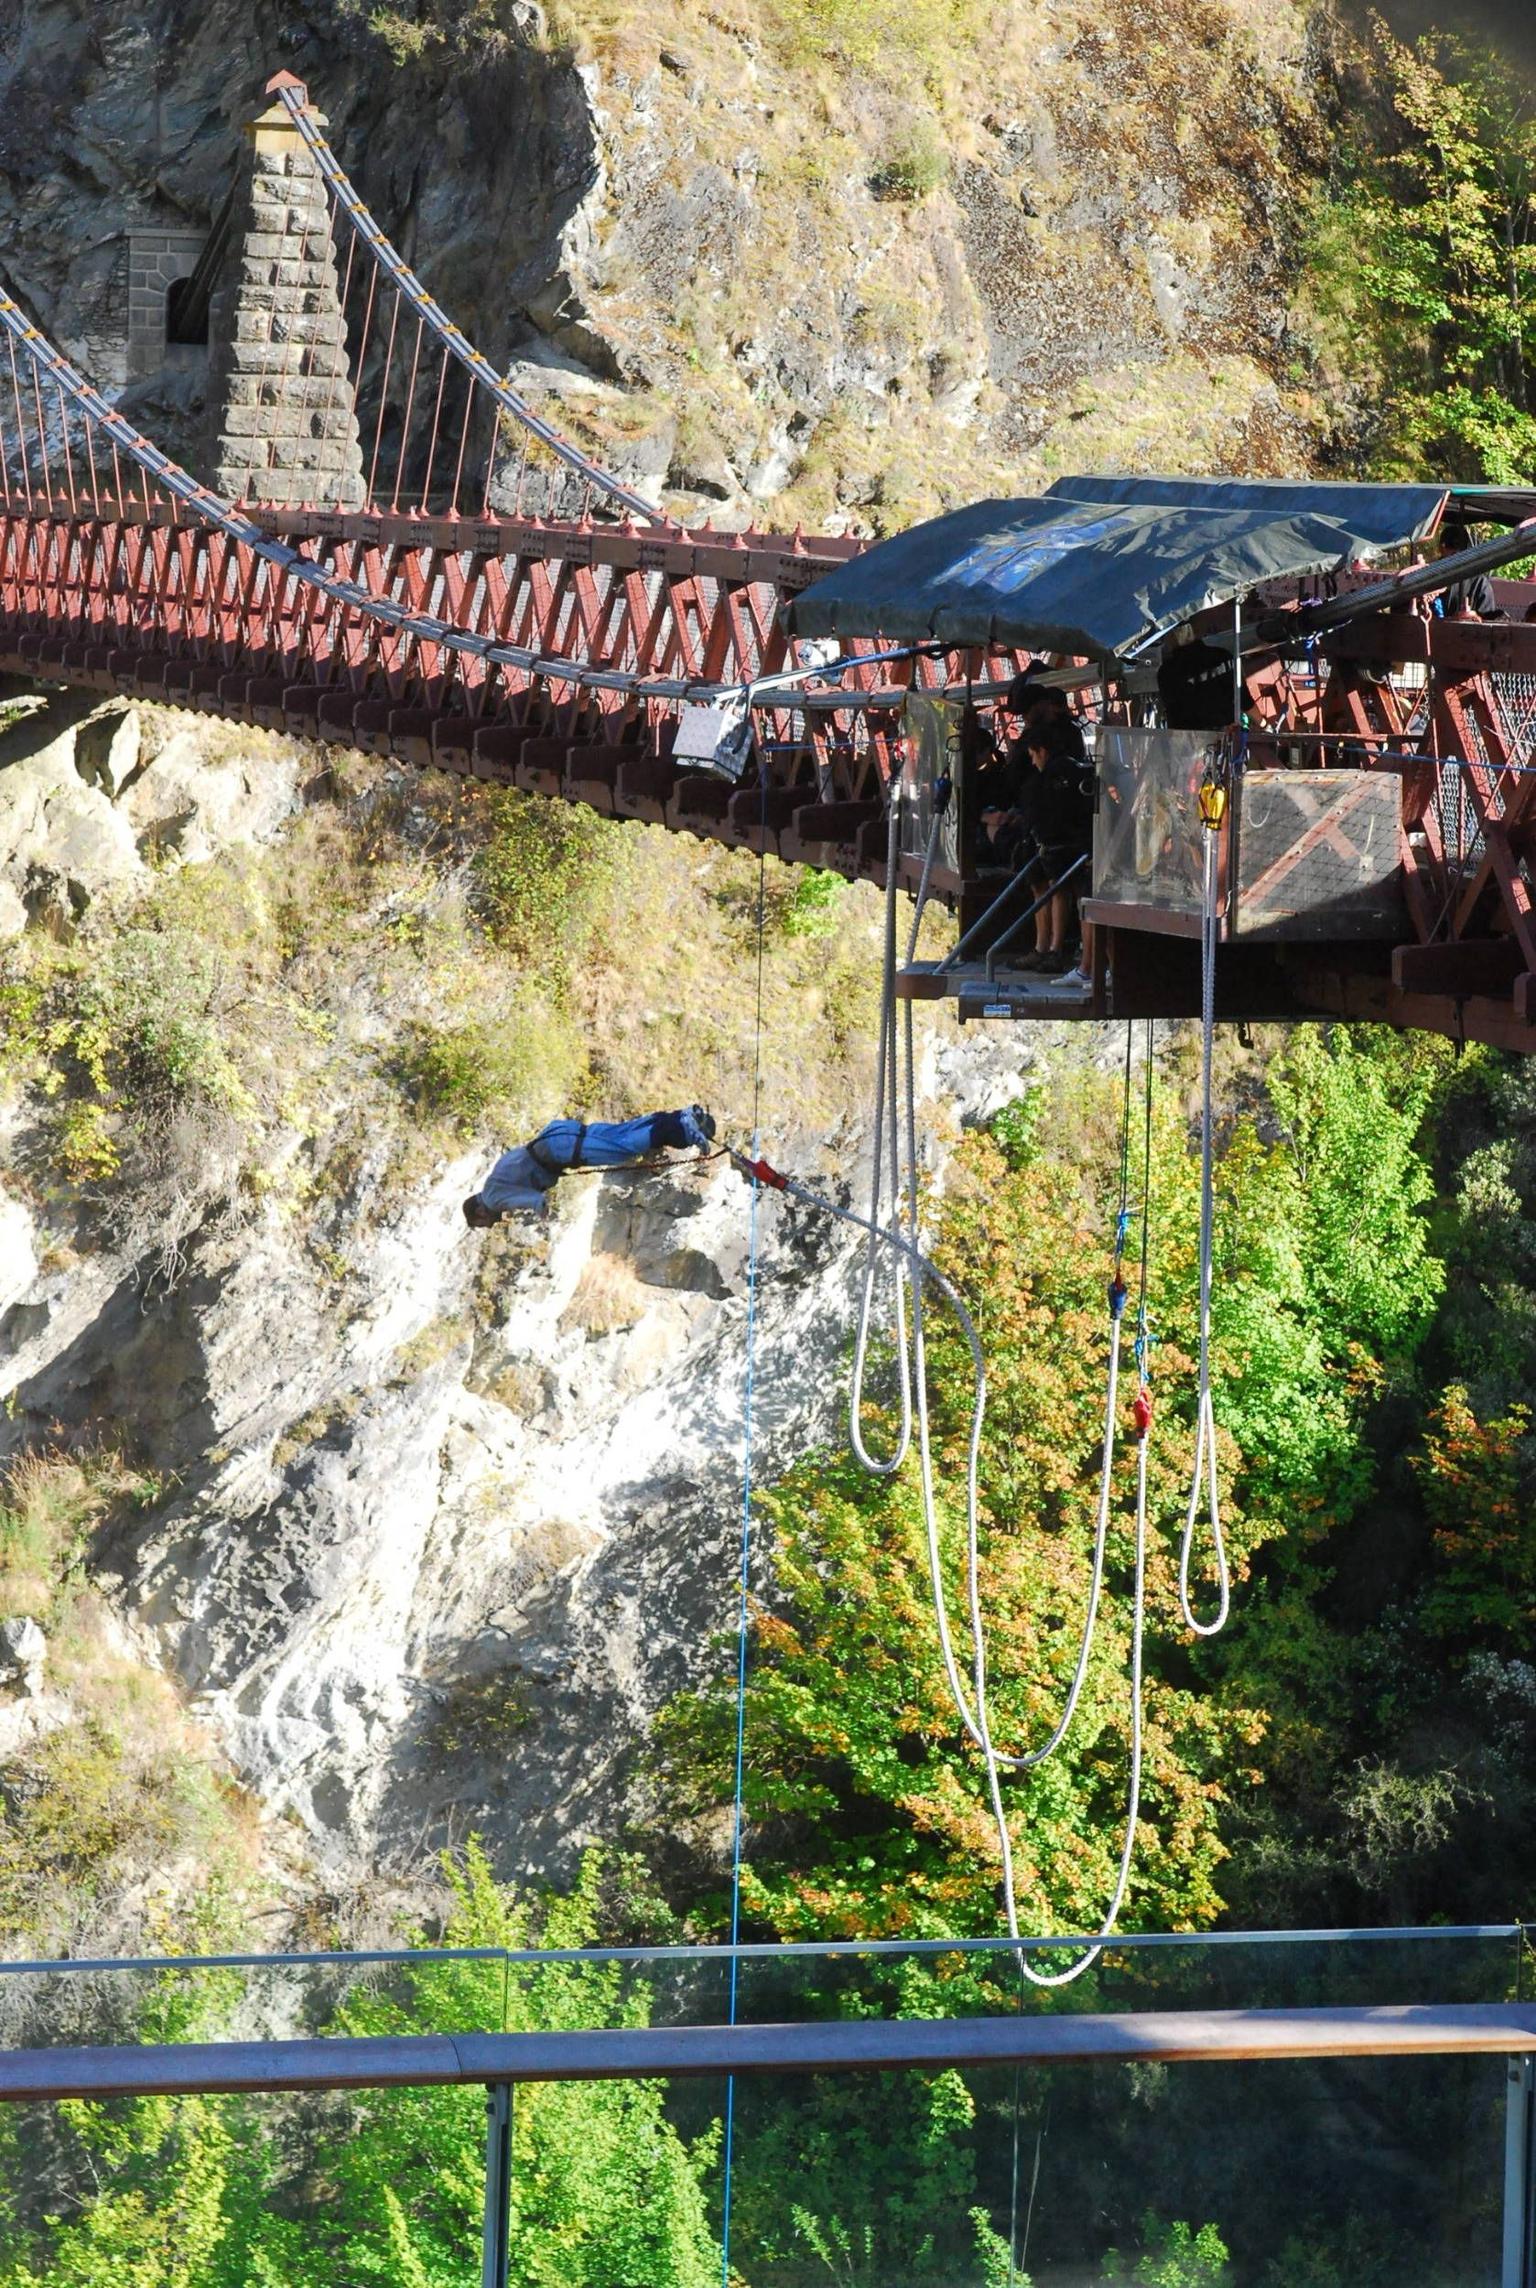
[1157,633,1240,731]
[1435,523,1503,621]
[987,728,1094,980]
[978,673,1087,856]
[975,679,1039,871]
[1006,668,1088,762]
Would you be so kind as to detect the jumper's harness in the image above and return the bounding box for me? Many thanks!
[525,1125,589,1178]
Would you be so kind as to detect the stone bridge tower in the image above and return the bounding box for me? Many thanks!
[201,72,365,509]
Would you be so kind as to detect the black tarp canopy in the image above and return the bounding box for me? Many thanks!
[782,476,1451,667]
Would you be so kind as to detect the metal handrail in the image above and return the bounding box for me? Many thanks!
[0,1922,1517,1981]
[1,2004,1534,2103]
[984,852,1091,979]
[942,866,1048,968]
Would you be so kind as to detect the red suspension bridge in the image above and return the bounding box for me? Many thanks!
[0,71,1015,886]
[6,70,1536,1049]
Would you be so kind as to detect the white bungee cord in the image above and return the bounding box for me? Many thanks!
[1179,777,1232,1637]
[847,785,914,1476]
[758,757,1156,1984]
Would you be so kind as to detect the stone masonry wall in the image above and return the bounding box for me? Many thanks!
[201,132,364,509]
[126,228,207,380]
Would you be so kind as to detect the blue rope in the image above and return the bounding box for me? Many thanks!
[721,777,770,2288]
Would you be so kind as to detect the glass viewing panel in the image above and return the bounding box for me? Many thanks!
[901,691,964,875]
[0,1929,1521,2287]
[1094,727,1218,918]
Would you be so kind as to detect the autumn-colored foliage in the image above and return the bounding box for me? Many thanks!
[654,1028,1449,1941]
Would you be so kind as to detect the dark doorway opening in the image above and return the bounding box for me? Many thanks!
[165,275,208,348]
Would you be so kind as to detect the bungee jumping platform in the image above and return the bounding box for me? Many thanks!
[784,477,1536,1050]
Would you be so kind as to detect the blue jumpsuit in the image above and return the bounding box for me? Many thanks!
[475,1109,712,1216]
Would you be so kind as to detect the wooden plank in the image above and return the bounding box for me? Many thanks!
[1289,962,1536,1054]
[894,962,950,1002]
[1,2005,1535,2104]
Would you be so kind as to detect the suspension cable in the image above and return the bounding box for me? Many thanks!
[273,80,673,529]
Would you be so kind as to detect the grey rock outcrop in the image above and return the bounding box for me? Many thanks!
[0,690,302,923]
[0,1617,48,1697]
[0,959,1043,1884]
[1,0,1326,530]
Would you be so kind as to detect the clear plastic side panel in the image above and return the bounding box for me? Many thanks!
[900,692,963,872]
[1093,728,1219,917]
[1233,768,1407,940]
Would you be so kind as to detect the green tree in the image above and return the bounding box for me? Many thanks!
[0,1850,719,2288]
[1414,1383,1535,1646]
[1106,2216,1231,2287]
[253,1846,719,2288]
[653,1031,1445,1947]
[1306,17,1536,479]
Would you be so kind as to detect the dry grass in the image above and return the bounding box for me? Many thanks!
[0,1448,261,1953]
[575,822,883,1144]
[526,0,1328,525]
[4,753,886,1229]
[560,1250,655,1334]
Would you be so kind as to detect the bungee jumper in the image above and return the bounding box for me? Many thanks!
[462,1106,717,1226]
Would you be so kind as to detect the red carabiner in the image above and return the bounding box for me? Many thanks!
[736,1153,788,1192]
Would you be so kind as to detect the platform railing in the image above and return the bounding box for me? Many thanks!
[0,1925,1528,2286]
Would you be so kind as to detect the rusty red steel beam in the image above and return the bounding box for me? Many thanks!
[0,509,866,713]
[13,482,1536,1034]
[0,492,862,581]
[0,503,1020,894]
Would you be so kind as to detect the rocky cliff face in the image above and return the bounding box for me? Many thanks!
[5,1103,851,1879]
[2,0,1330,528]
[0,689,1043,1931]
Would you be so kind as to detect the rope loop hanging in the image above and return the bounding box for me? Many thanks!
[729,985,1158,1982]
[848,770,915,1475]
[1179,747,1232,1639]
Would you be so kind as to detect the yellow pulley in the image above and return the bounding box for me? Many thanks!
[1197,778,1227,830]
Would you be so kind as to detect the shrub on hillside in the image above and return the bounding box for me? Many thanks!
[475,788,623,985]
[0,929,254,1187]
[871,118,947,201]
[388,1011,581,1133]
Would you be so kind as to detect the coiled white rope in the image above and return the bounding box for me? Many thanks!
[746,791,1152,1980]
[781,1086,1148,1984]
[847,786,915,1475]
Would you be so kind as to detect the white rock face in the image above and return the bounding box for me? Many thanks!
[0,1190,37,1322]
[0,709,145,923]
[1,1021,1040,1882]
[0,686,1058,1886]
[122,726,301,866]
[0,695,300,923]
[63,1147,873,1873]
[0,1616,48,1697]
